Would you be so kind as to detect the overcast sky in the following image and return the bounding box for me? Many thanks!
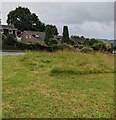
[1,2,114,39]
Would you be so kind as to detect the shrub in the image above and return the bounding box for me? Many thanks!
[81,46,93,53]
[92,42,105,51]
[47,38,59,46]
[78,45,84,49]
[16,42,49,51]
[16,42,27,50]
[83,39,90,46]
[105,43,113,52]
[1,34,7,41]
[113,45,116,51]
[68,39,76,45]
[3,35,17,46]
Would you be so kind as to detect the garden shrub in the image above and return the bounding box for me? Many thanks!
[92,42,106,51]
[3,34,17,46]
[47,38,59,46]
[81,46,93,53]
[78,45,84,49]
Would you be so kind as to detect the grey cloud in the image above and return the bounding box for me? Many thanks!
[2,2,114,24]
[32,2,114,24]
[1,2,114,39]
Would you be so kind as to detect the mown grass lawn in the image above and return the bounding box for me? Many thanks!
[2,51,114,118]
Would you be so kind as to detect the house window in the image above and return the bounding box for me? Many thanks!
[32,34,39,38]
[9,30,13,34]
[35,34,39,38]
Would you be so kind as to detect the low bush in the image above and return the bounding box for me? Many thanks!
[3,35,17,46]
[47,38,59,46]
[92,42,106,51]
[81,46,93,53]
[16,42,48,51]
[78,45,84,49]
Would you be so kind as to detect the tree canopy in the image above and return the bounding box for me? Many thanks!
[44,27,53,45]
[7,6,45,32]
[46,25,58,35]
[62,26,69,43]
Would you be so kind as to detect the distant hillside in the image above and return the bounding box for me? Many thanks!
[98,39,116,46]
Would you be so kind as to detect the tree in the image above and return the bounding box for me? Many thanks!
[46,25,58,35]
[7,6,45,32]
[44,27,53,45]
[62,26,69,43]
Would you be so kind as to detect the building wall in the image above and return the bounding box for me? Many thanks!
[3,29,17,38]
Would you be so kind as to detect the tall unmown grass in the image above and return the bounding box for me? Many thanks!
[20,51,114,76]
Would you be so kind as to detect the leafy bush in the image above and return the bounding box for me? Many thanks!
[78,45,84,49]
[81,46,93,53]
[113,45,116,51]
[68,39,76,45]
[1,33,7,41]
[83,39,90,46]
[16,42,48,50]
[3,34,17,46]
[59,43,75,50]
[105,43,113,52]
[47,38,59,46]
[92,42,105,51]
[83,38,107,52]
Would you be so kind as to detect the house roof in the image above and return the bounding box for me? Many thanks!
[23,30,45,42]
[0,25,18,30]
[24,31,45,36]
[73,38,85,44]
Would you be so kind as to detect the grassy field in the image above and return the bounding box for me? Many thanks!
[2,51,114,118]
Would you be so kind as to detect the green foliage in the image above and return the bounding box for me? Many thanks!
[83,38,98,46]
[81,46,93,53]
[1,33,7,42]
[3,34,17,46]
[62,26,70,43]
[83,38,90,46]
[113,45,116,50]
[7,6,45,32]
[68,38,76,45]
[47,38,58,46]
[16,42,48,51]
[58,43,74,51]
[105,43,113,52]
[92,42,105,51]
[44,27,53,45]
[46,24,58,35]
[78,45,84,49]
[80,36,86,41]
[83,38,106,52]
